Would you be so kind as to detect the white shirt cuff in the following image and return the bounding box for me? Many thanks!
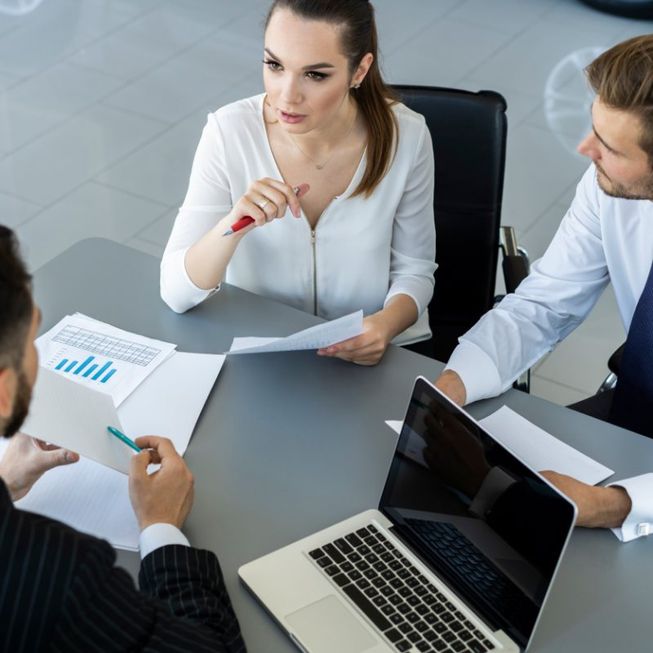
[608,473,653,542]
[445,340,503,405]
[160,247,217,313]
[139,523,191,559]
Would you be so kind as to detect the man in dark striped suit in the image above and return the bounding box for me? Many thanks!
[0,225,247,653]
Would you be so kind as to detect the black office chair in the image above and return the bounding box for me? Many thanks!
[393,85,530,369]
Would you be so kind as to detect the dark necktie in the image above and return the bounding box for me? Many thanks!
[610,259,653,437]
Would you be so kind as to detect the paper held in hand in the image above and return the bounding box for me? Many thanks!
[228,310,364,355]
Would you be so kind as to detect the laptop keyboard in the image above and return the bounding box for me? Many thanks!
[308,523,495,652]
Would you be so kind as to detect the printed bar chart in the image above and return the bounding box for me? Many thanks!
[52,355,118,384]
[73,356,94,375]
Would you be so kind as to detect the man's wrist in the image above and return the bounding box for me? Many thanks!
[600,486,632,528]
[435,370,467,406]
[582,486,632,528]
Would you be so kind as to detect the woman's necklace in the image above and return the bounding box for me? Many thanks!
[287,109,358,170]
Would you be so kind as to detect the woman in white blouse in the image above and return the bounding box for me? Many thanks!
[161,0,436,365]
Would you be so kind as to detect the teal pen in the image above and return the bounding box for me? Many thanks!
[107,426,141,453]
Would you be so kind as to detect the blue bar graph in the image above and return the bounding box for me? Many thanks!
[74,356,94,375]
[92,361,113,381]
[53,354,118,384]
[83,364,98,378]
[101,369,117,384]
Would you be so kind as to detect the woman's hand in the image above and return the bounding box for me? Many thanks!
[221,179,309,236]
[317,314,392,365]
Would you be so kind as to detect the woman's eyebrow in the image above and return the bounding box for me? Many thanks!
[264,47,335,70]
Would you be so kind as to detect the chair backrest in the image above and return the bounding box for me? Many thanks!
[393,85,507,362]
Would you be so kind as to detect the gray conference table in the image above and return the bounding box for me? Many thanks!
[34,239,653,652]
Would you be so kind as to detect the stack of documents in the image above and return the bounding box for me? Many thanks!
[8,314,226,551]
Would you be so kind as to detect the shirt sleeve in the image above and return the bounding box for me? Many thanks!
[447,166,610,404]
[139,522,191,559]
[160,113,233,313]
[608,473,653,542]
[384,117,437,317]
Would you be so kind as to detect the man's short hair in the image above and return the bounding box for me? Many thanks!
[0,226,33,370]
[586,35,653,167]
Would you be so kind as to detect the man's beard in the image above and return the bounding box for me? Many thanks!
[2,369,32,438]
[596,164,653,201]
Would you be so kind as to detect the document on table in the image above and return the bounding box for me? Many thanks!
[386,405,614,486]
[15,351,226,550]
[11,454,140,551]
[36,313,176,406]
[478,406,614,485]
[228,310,364,354]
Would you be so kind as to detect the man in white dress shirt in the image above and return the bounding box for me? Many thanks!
[435,35,653,542]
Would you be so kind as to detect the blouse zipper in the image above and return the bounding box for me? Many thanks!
[311,228,318,315]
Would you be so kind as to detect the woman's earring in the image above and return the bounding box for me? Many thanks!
[352,83,361,89]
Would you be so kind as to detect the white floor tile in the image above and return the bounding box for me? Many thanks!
[135,209,176,247]
[448,0,560,37]
[0,0,139,78]
[103,32,260,124]
[16,181,168,271]
[0,62,121,154]
[96,115,204,208]
[502,123,589,233]
[383,18,510,88]
[469,17,633,98]
[0,190,40,227]
[0,104,166,204]
[530,375,589,406]
[374,0,460,54]
[71,7,215,81]
[520,202,568,262]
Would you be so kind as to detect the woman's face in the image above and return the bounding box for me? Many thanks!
[263,8,361,134]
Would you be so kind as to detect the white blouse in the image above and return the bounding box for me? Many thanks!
[161,94,436,344]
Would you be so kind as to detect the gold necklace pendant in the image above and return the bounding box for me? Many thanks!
[288,107,358,171]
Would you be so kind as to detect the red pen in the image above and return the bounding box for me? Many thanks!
[222,186,302,236]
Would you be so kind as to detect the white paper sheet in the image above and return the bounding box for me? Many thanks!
[478,406,614,485]
[8,352,226,550]
[36,313,176,406]
[228,310,364,354]
[21,368,134,474]
[11,454,139,551]
[386,407,615,486]
[118,352,225,455]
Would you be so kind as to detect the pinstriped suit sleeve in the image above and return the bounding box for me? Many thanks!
[48,538,246,653]
[140,545,245,651]
[1,481,246,653]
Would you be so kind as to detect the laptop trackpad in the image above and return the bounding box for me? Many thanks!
[286,595,377,653]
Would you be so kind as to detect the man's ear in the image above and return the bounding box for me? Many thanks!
[0,368,16,420]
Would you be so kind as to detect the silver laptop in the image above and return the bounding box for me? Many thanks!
[239,377,577,653]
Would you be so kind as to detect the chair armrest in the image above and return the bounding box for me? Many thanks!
[500,226,530,294]
[608,342,625,376]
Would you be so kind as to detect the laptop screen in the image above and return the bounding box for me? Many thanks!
[379,377,576,649]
